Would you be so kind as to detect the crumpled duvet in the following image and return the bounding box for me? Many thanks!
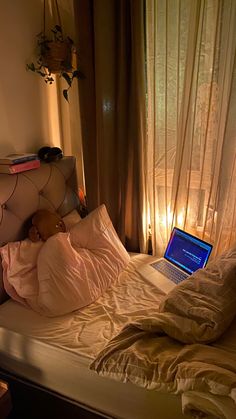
[0,205,130,316]
[182,391,236,419]
[90,246,236,419]
[90,317,236,419]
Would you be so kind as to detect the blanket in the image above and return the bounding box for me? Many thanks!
[91,320,236,418]
[91,246,236,418]
[0,205,130,316]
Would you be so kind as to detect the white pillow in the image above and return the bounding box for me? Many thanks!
[62,209,81,230]
[0,205,130,317]
[159,246,236,343]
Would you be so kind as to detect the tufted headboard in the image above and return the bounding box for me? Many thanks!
[0,156,80,246]
[0,156,80,302]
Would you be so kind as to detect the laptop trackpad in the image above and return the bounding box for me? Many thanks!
[139,264,175,294]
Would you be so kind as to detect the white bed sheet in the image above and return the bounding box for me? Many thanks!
[0,254,166,360]
[0,254,185,419]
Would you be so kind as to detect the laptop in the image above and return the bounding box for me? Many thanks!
[139,227,213,293]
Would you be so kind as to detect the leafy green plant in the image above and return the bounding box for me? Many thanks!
[26,25,84,101]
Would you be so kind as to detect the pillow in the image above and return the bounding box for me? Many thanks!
[158,246,236,343]
[0,240,43,306]
[0,205,130,316]
[62,209,81,230]
[0,209,81,304]
[0,210,81,304]
[34,204,130,316]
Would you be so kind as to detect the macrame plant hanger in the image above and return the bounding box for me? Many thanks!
[42,0,72,74]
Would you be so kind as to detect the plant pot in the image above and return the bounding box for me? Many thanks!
[42,40,72,73]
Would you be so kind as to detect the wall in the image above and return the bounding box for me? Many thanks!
[0,0,55,155]
[0,0,84,189]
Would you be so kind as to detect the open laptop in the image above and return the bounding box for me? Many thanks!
[139,227,213,293]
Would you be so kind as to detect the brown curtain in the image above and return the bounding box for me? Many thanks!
[73,0,147,252]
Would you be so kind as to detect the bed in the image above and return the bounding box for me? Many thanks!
[0,156,236,419]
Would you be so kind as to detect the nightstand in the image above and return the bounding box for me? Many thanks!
[0,380,12,418]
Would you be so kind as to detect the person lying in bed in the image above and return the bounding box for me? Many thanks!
[28,209,66,242]
[0,205,130,317]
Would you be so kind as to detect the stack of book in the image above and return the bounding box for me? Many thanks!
[0,153,40,174]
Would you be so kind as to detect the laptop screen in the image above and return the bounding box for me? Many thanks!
[164,227,213,274]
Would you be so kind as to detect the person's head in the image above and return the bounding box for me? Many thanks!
[28,209,66,242]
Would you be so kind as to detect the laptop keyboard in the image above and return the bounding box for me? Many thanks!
[151,260,188,284]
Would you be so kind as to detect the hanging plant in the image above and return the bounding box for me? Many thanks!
[26,1,84,101]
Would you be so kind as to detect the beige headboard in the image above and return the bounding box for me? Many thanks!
[0,156,80,246]
[0,156,80,302]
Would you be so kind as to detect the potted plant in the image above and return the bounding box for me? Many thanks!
[26,24,84,101]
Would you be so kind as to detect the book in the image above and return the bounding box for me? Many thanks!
[0,153,38,165]
[0,159,40,174]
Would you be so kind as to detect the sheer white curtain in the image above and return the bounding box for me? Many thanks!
[145,0,236,257]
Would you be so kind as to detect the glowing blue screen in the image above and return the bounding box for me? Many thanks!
[164,228,213,274]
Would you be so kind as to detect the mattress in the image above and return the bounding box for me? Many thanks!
[0,254,185,419]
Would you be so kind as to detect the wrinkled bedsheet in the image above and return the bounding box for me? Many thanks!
[91,247,236,419]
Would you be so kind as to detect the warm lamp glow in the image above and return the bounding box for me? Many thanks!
[177,211,184,227]
[159,204,184,229]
